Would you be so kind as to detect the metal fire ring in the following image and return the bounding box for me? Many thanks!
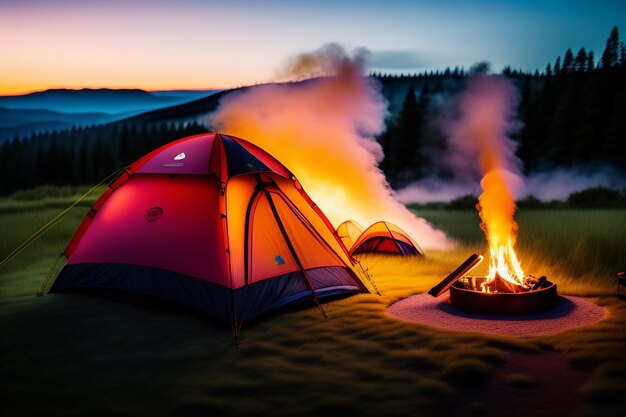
[449,280,558,315]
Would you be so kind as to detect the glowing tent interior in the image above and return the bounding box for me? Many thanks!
[50,133,369,326]
[335,220,364,251]
[350,221,424,256]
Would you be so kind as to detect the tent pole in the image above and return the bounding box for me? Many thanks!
[383,222,404,254]
[264,191,328,319]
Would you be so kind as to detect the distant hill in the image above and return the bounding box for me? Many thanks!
[120,78,461,126]
[0,106,116,128]
[0,106,123,141]
[0,88,218,115]
[150,90,220,100]
[120,89,234,124]
[120,80,362,126]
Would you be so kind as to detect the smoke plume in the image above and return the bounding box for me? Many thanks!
[443,74,523,190]
[207,43,451,249]
[443,74,526,290]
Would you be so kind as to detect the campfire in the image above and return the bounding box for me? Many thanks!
[429,169,559,315]
[429,252,558,315]
[449,272,557,316]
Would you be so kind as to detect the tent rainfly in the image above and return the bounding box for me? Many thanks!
[50,133,369,327]
[350,221,424,256]
[335,220,364,252]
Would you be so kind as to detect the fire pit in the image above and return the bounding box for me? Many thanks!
[450,276,558,315]
[429,254,559,315]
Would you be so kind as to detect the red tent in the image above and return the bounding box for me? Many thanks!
[350,221,424,256]
[51,133,368,324]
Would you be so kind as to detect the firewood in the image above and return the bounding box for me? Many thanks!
[428,254,483,297]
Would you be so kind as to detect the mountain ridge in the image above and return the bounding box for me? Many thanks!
[0,88,217,115]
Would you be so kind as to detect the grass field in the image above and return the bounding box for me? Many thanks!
[1,193,625,417]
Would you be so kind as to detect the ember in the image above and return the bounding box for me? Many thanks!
[475,274,548,294]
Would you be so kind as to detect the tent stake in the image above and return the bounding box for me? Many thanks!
[37,252,65,296]
[355,258,380,296]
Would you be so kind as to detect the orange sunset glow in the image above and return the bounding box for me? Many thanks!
[3,0,621,95]
[0,1,286,94]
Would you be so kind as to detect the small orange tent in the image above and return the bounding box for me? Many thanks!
[335,220,364,251]
[350,221,424,256]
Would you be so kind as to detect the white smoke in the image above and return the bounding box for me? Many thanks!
[205,43,452,249]
[397,166,625,203]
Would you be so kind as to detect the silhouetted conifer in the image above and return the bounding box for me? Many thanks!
[554,56,562,74]
[586,51,595,71]
[562,48,574,73]
[574,48,587,72]
[601,26,620,68]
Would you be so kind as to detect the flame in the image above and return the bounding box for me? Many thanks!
[478,169,527,292]
[444,74,528,293]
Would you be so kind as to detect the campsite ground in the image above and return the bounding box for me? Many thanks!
[0,189,625,417]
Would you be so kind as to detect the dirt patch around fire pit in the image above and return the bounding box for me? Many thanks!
[386,294,606,337]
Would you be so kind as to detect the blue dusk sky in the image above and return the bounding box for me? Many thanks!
[0,0,624,93]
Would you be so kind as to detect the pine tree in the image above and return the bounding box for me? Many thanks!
[119,123,130,166]
[554,56,562,74]
[77,139,91,182]
[387,85,424,184]
[586,51,595,71]
[10,136,26,190]
[562,48,574,73]
[0,140,10,194]
[574,68,609,164]
[574,48,587,72]
[415,84,432,172]
[48,135,60,184]
[603,60,626,163]
[601,26,620,68]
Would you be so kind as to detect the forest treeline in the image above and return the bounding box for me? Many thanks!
[0,122,209,194]
[1,26,625,195]
[379,26,626,186]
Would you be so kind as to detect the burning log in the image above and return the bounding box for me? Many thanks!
[428,254,483,297]
[525,275,548,290]
[481,273,528,293]
[475,274,550,294]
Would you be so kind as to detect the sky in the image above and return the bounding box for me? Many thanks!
[0,0,624,94]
